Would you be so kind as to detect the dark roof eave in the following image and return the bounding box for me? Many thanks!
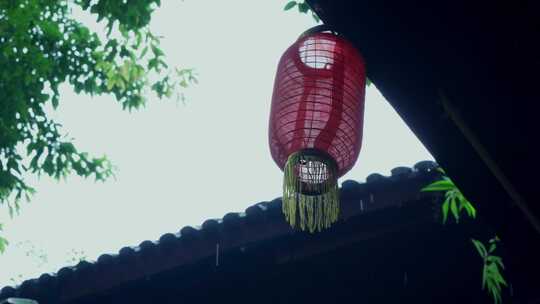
[0,161,440,303]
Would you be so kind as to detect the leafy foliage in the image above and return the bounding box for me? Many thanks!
[283,1,320,22]
[0,0,196,227]
[0,224,7,254]
[422,168,507,303]
[17,240,48,266]
[5,241,87,285]
[472,237,507,304]
[421,168,476,224]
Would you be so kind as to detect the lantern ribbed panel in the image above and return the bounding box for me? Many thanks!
[269,32,366,177]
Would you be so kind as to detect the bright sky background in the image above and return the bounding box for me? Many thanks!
[0,1,433,286]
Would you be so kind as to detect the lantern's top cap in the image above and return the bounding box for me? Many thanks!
[299,25,341,40]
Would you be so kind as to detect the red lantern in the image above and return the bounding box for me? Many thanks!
[269,27,366,232]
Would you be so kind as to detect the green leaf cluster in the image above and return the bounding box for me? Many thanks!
[0,0,197,245]
[283,1,320,23]
[421,170,476,224]
[422,168,507,303]
[472,237,507,304]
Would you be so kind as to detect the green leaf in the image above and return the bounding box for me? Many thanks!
[482,266,488,289]
[135,31,143,48]
[472,239,488,258]
[52,95,60,110]
[59,142,76,154]
[284,1,297,11]
[441,199,450,224]
[464,201,476,218]
[450,197,459,223]
[445,189,456,199]
[487,256,504,269]
[158,59,169,69]
[421,180,455,192]
[298,2,310,13]
[457,197,464,212]
[8,205,14,219]
[39,20,62,40]
[106,78,116,91]
[42,154,55,176]
[489,243,496,253]
[120,62,130,81]
[140,46,149,59]
[151,44,164,57]
[148,58,159,71]
[116,77,126,91]
[0,0,186,218]
[494,271,508,286]
[489,235,500,243]
[0,236,8,254]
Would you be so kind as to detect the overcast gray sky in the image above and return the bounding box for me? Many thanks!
[0,1,433,286]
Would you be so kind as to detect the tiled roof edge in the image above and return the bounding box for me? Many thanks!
[0,160,439,303]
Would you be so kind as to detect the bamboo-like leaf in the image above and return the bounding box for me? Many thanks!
[486,263,498,274]
[298,2,310,13]
[482,266,487,289]
[421,169,506,304]
[494,258,505,270]
[472,239,488,258]
[445,189,457,198]
[490,235,501,243]
[489,286,502,304]
[493,271,508,287]
[421,180,454,192]
[0,236,8,253]
[476,237,507,304]
[458,198,465,212]
[284,1,297,10]
[450,197,459,223]
[441,199,450,224]
[151,44,164,57]
[442,175,455,183]
[498,274,508,287]
[487,255,501,264]
[464,201,476,218]
[139,46,149,59]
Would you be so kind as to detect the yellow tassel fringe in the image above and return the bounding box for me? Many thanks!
[282,151,339,233]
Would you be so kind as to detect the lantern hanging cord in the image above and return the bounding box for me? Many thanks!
[282,149,339,233]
